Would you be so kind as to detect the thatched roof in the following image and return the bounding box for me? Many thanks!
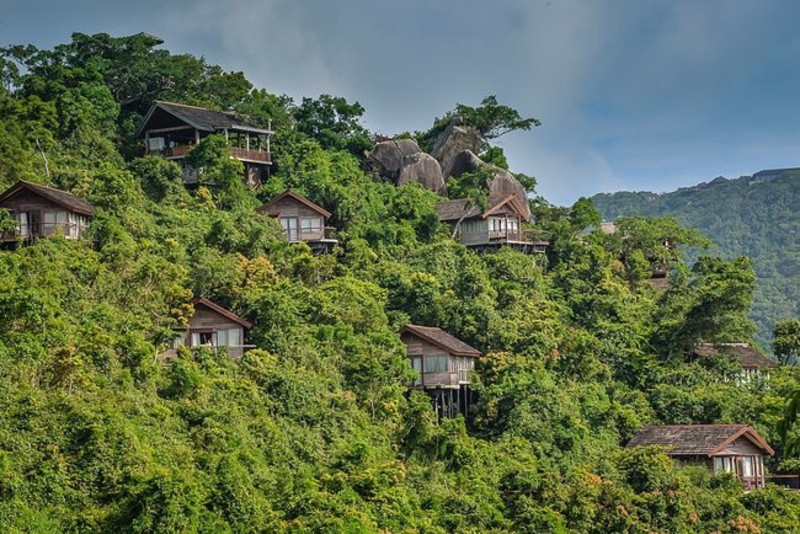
[626,424,774,456]
[436,194,526,222]
[0,180,95,216]
[401,324,481,358]
[694,343,778,369]
[137,101,273,137]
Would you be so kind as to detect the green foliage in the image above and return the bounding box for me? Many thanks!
[0,33,796,533]
[774,318,800,366]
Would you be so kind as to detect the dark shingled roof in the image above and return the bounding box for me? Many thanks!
[626,424,774,456]
[694,343,778,369]
[401,324,481,358]
[0,180,95,216]
[436,195,524,222]
[137,101,273,137]
[259,190,331,219]
[191,298,252,329]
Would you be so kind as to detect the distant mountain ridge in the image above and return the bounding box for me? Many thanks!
[592,168,800,351]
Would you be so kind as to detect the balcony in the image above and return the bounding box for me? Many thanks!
[149,144,271,164]
[420,371,460,388]
[487,228,550,246]
[1,222,86,242]
[286,226,338,243]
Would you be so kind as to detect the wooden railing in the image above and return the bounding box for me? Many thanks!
[487,228,550,245]
[421,371,460,387]
[766,474,800,490]
[150,145,271,163]
[1,222,84,242]
[286,227,337,243]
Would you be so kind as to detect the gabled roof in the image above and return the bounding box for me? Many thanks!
[627,424,774,456]
[646,276,671,291]
[259,190,332,219]
[191,298,252,329]
[436,194,525,222]
[694,343,778,369]
[400,324,481,358]
[0,180,95,216]
[136,101,273,137]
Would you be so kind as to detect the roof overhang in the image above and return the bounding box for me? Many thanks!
[259,190,332,219]
[191,297,252,329]
[0,180,95,216]
[708,426,775,456]
[481,194,527,219]
[399,325,481,358]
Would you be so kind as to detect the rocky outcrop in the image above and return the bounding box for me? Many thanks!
[366,139,446,195]
[448,150,482,179]
[489,169,530,220]
[447,149,531,220]
[430,122,483,179]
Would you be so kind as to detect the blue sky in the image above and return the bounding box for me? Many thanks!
[3,0,800,205]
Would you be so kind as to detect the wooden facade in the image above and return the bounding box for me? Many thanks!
[170,298,254,359]
[437,195,548,254]
[0,181,94,244]
[137,101,273,187]
[259,190,338,253]
[627,424,774,491]
[400,324,481,420]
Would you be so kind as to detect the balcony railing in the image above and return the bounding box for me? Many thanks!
[149,144,271,164]
[487,228,550,245]
[286,227,338,243]
[1,222,85,242]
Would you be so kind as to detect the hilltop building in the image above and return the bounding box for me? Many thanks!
[259,190,338,253]
[626,424,773,490]
[400,324,481,420]
[693,343,778,383]
[0,180,94,244]
[137,101,273,187]
[437,195,547,254]
[169,298,253,358]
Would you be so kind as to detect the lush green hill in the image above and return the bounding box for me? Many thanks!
[0,33,798,533]
[592,172,800,351]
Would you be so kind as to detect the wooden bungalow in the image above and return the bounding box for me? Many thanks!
[437,195,548,254]
[0,180,94,244]
[259,190,338,253]
[169,298,254,358]
[400,324,481,419]
[693,343,779,383]
[626,424,774,490]
[136,101,273,187]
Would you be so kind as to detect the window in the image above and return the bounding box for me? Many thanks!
[199,332,215,346]
[227,328,241,347]
[16,212,29,237]
[216,329,228,347]
[489,217,506,232]
[713,456,734,474]
[301,217,323,232]
[409,356,422,385]
[281,217,299,241]
[742,456,755,478]
[425,354,449,373]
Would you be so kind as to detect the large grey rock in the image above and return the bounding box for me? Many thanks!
[366,139,446,195]
[447,149,531,220]
[430,122,483,178]
[366,139,422,177]
[448,150,482,178]
[489,169,531,221]
[397,152,447,194]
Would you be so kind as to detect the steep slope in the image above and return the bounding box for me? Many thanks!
[593,170,800,349]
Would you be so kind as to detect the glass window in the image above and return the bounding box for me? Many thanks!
[301,217,322,231]
[227,328,241,347]
[199,332,215,346]
[425,354,449,373]
[216,329,228,347]
[742,457,754,477]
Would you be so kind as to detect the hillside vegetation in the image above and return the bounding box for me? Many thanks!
[592,171,800,351]
[0,33,799,533]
